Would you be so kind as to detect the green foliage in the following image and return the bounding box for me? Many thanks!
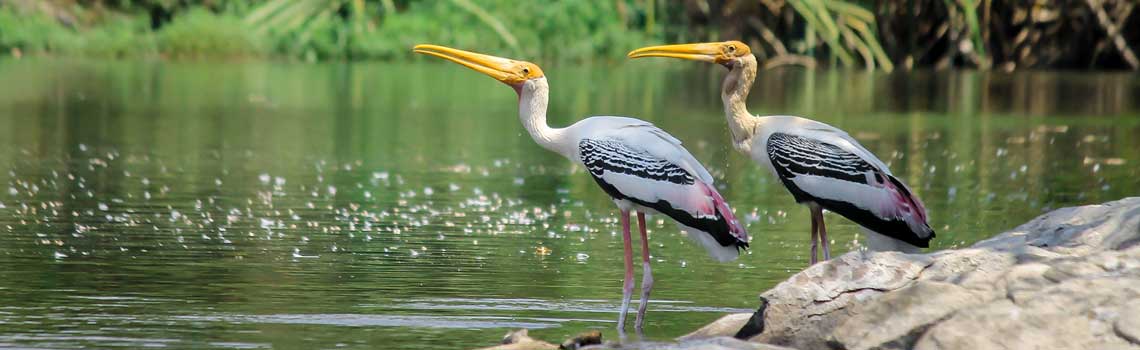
[0,7,73,54]
[157,8,261,58]
[944,0,987,60]
[73,17,156,58]
[244,0,360,61]
[787,0,893,71]
[0,0,661,62]
[241,0,659,62]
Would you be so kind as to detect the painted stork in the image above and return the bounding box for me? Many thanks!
[628,41,933,264]
[413,45,749,330]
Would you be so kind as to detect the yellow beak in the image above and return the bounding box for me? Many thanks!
[627,43,723,63]
[413,44,520,84]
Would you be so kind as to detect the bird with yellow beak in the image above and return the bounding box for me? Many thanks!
[413,44,750,331]
[629,41,935,265]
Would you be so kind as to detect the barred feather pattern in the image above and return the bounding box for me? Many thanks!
[765,132,934,247]
[577,137,748,256]
[580,139,695,186]
[767,132,876,184]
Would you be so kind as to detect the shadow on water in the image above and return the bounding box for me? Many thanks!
[0,58,1136,349]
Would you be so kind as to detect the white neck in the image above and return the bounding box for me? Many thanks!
[721,55,760,150]
[517,78,568,156]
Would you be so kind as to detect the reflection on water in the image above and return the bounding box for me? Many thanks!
[0,58,1136,349]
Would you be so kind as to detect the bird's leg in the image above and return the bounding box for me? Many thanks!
[809,207,820,265]
[818,209,831,260]
[634,212,653,332]
[617,210,634,331]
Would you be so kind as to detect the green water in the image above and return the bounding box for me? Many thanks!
[0,58,1136,349]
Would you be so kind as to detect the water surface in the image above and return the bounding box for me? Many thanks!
[0,59,1137,349]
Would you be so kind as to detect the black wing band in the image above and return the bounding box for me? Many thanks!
[580,139,694,185]
[579,138,744,249]
[766,132,933,247]
[766,132,879,184]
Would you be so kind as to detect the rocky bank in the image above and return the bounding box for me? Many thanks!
[482,197,1140,350]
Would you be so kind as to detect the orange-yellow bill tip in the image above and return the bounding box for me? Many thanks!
[412,44,543,85]
[412,44,518,83]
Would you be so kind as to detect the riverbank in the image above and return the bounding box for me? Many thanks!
[1,0,1136,70]
[484,197,1140,349]
[0,0,657,62]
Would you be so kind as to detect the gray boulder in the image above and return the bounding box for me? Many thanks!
[582,337,795,350]
[736,197,1140,350]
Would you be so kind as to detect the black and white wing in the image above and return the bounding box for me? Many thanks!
[571,117,748,261]
[765,132,934,247]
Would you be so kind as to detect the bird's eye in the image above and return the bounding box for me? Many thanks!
[727,45,736,52]
[522,68,530,75]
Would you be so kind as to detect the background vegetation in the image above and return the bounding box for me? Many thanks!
[0,0,1136,70]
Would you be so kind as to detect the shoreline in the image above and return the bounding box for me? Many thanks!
[483,197,1140,349]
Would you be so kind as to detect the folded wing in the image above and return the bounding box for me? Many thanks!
[765,132,934,247]
[575,120,748,260]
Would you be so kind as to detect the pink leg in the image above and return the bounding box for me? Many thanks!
[634,212,654,331]
[809,207,820,265]
[617,210,634,331]
[817,209,831,260]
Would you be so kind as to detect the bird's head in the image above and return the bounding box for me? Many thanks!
[413,44,544,93]
[627,41,753,69]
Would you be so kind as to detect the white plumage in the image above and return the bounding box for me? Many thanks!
[573,120,746,260]
[628,41,934,264]
[518,79,750,330]
[753,116,934,247]
[413,44,747,331]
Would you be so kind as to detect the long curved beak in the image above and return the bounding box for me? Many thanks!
[413,44,515,83]
[627,43,721,62]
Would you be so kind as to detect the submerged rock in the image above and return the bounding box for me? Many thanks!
[476,329,603,350]
[477,329,558,350]
[560,330,602,349]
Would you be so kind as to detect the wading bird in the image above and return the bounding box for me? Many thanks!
[628,41,933,264]
[413,45,749,331]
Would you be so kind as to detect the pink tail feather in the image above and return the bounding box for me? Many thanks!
[699,182,749,244]
[880,172,933,235]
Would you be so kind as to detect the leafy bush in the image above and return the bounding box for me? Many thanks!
[0,6,74,54]
[157,8,261,58]
[0,0,662,62]
[73,17,156,58]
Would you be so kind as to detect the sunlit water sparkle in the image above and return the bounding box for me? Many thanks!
[0,59,1136,349]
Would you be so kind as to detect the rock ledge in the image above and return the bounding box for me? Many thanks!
[689,197,1140,350]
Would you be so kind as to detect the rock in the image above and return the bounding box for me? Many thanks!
[915,269,1140,349]
[680,297,768,341]
[919,248,1017,289]
[972,197,1140,255]
[749,251,933,349]
[745,197,1140,350]
[477,329,558,350]
[582,336,795,350]
[680,313,754,341]
[561,330,602,349]
[484,198,1140,350]
[1115,300,1140,345]
[830,281,990,350]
